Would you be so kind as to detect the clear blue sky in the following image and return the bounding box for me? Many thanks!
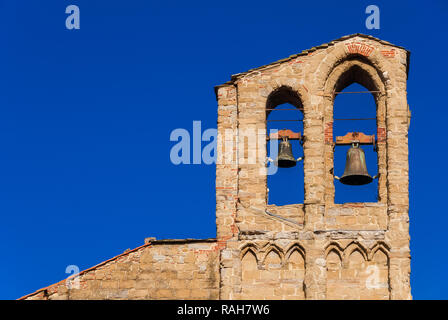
[0,0,446,300]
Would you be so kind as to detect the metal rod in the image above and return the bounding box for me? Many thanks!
[266,108,301,111]
[334,118,376,121]
[334,90,382,94]
[264,210,303,227]
[267,118,376,122]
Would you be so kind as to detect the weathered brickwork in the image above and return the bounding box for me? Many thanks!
[216,33,411,300]
[240,242,305,299]
[22,34,411,300]
[22,240,219,300]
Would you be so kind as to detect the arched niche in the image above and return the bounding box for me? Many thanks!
[240,248,262,298]
[241,249,258,273]
[265,86,305,205]
[322,57,387,204]
[284,244,306,280]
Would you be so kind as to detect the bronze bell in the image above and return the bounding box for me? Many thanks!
[275,137,296,168]
[339,143,373,185]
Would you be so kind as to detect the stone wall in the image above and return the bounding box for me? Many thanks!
[22,240,219,300]
[21,34,411,300]
[216,34,411,300]
[240,241,305,299]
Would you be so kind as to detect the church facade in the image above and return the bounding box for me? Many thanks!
[21,34,411,300]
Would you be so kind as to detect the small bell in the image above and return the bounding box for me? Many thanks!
[275,137,296,168]
[339,143,373,186]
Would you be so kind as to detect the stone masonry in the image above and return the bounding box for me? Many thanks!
[21,34,411,300]
[22,239,220,300]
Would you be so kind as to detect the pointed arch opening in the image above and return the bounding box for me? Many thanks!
[333,82,378,203]
[324,59,387,204]
[266,86,304,205]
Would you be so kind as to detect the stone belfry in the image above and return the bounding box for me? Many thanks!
[215,34,411,300]
[21,34,411,301]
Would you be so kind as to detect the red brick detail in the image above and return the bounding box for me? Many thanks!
[324,122,333,144]
[377,127,386,143]
[345,42,374,57]
[335,132,375,145]
[268,129,302,141]
[380,49,395,58]
[196,240,228,255]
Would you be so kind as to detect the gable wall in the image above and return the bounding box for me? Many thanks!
[22,35,411,301]
[23,241,219,300]
[216,36,411,300]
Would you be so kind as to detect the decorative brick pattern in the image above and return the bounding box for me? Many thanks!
[381,49,396,58]
[345,42,375,57]
[324,122,333,145]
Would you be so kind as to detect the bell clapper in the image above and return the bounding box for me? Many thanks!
[330,167,340,180]
[372,173,380,180]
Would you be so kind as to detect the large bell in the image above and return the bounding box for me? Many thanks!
[339,143,373,185]
[275,137,296,168]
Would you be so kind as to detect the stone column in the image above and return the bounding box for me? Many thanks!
[216,85,239,299]
[385,59,411,299]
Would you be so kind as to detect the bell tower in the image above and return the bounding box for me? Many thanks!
[215,34,411,300]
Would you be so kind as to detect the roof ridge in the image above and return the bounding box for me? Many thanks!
[18,237,218,300]
[215,33,409,92]
[17,241,153,300]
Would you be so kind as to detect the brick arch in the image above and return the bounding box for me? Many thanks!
[328,59,385,94]
[285,248,305,269]
[240,248,259,274]
[285,243,306,260]
[323,58,386,102]
[368,241,390,261]
[239,243,260,261]
[325,242,344,259]
[343,241,369,264]
[371,246,389,264]
[241,248,258,262]
[316,42,392,92]
[260,244,284,266]
[266,85,305,116]
[264,80,310,114]
[326,248,342,264]
[321,53,388,147]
